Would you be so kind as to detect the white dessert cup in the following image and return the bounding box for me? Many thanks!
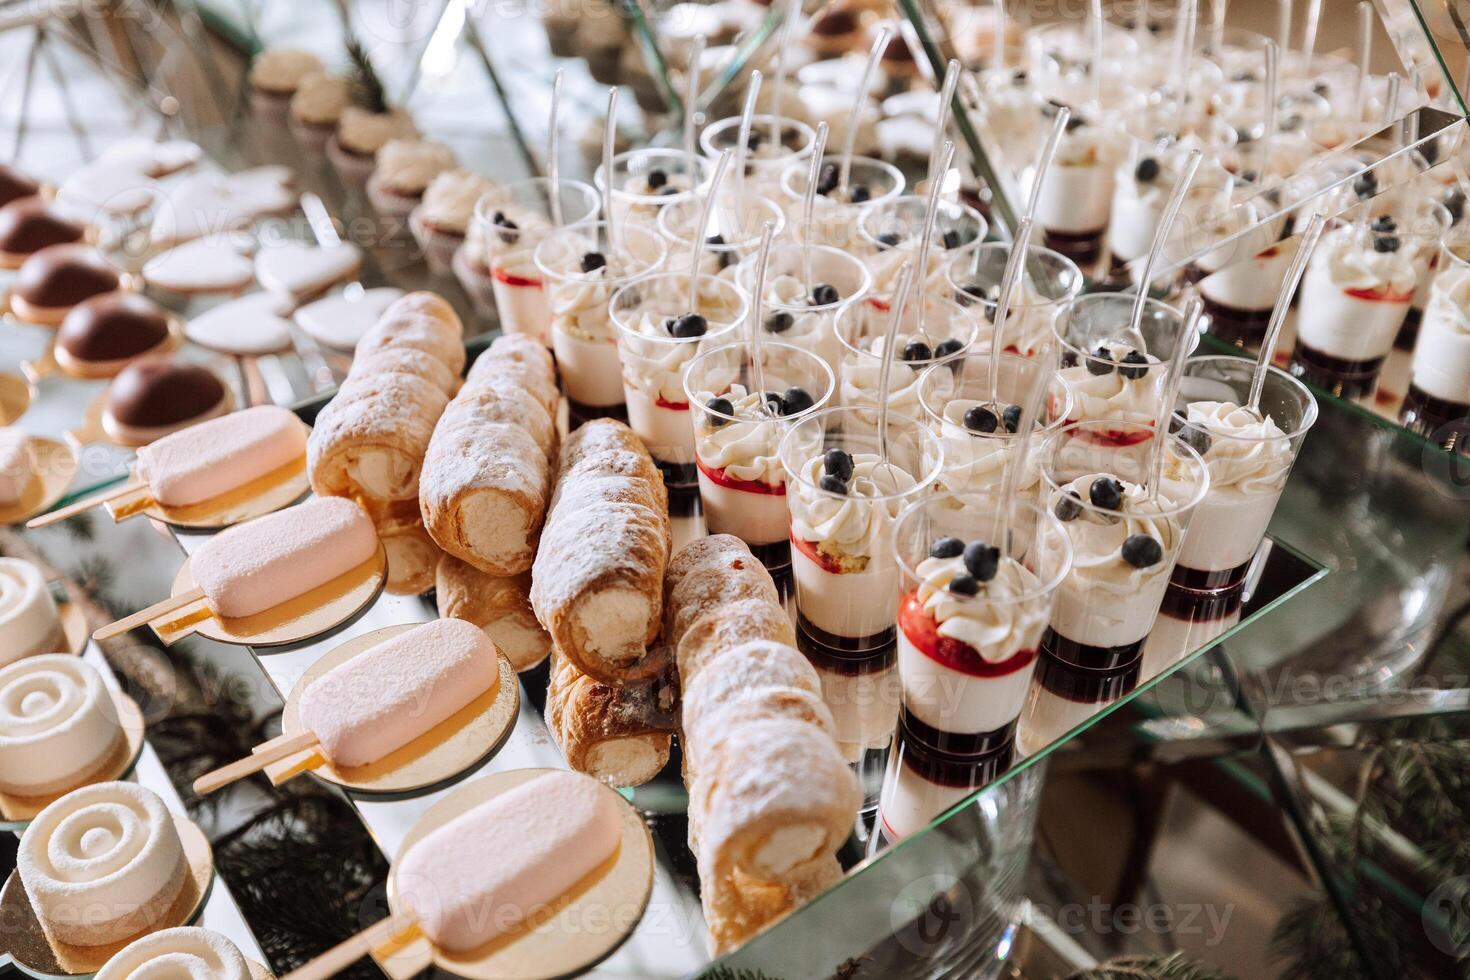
[699,114,817,199]
[856,195,988,310]
[946,241,1082,358]
[777,155,905,251]
[594,148,713,233]
[735,243,872,374]
[655,191,785,277]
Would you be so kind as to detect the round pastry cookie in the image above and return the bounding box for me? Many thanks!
[104,357,230,447]
[10,244,120,326]
[96,138,203,179]
[0,557,63,667]
[254,241,362,300]
[0,162,41,208]
[142,236,256,296]
[17,781,188,946]
[0,655,122,797]
[56,293,173,378]
[293,285,403,351]
[95,926,253,980]
[0,198,86,269]
[185,292,294,356]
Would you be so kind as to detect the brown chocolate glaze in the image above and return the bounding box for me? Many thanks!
[0,198,85,256]
[811,8,859,35]
[882,34,917,65]
[0,165,40,209]
[14,244,119,309]
[58,293,170,362]
[107,357,226,427]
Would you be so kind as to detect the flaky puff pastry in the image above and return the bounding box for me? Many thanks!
[436,553,551,671]
[663,534,784,660]
[701,855,843,956]
[546,648,673,788]
[531,420,671,686]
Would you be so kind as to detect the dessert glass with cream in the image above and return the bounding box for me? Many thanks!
[856,196,988,311]
[833,295,978,434]
[611,272,748,486]
[655,191,785,278]
[684,340,836,571]
[465,178,600,343]
[594,149,712,232]
[947,241,1083,357]
[893,490,1072,758]
[917,352,1074,495]
[777,155,906,250]
[1023,106,1123,270]
[1170,355,1317,592]
[875,712,1014,845]
[1018,418,1209,752]
[779,405,944,652]
[1403,242,1470,444]
[1291,218,1418,399]
[1107,140,1235,287]
[1184,194,1296,349]
[699,115,817,199]
[535,221,667,423]
[1053,292,1196,445]
[735,243,872,372]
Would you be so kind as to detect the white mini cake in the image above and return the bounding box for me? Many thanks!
[95,927,250,980]
[0,655,122,796]
[18,782,187,946]
[0,558,62,666]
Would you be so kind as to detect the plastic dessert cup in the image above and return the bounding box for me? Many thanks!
[892,490,1073,760]
[1020,106,1123,269]
[1186,197,1297,349]
[1052,292,1197,445]
[856,195,988,310]
[1402,242,1470,443]
[947,241,1083,358]
[699,114,817,198]
[917,352,1074,496]
[875,711,1014,844]
[536,221,667,423]
[735,243,872,373]
[611,272,748,486]
[472,178,600,344]
[777,155,906,250]
[594,148,713,232]
[1017,418,1209,754]
[684,341,836,571]
[655,192,785,277]
[833,294,979,435]
[1170,355,1316,592]
[779,406,943,652]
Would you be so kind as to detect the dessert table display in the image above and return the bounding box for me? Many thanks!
[2,0,1469,978]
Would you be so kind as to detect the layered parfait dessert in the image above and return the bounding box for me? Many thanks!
[535,221,667,422]
[947,241,1083,358]
[834,296,977,432]
[655,191,785,280]
[1108,145,1233,287]
[856,196,987,310]
[685,341,836,570]
[465,178,600,342]
[1025,105,1122,268]
[1184,196,1296,349]
[596,149,712,230]
[1402,248,1470,446]
[877,716,1012,843]
[1169,356,1316,592]
[1291,211,1417,399]
[780,406,943,651]
[611,272,748,485]
[699,114,817,200]
[736,243,871,371]
[1400,186,1465,349]
[893,491,1071,758]
[778,154,905,251]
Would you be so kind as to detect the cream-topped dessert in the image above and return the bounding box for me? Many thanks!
[1058,343,1167,444]
[859,201,987,309]
[1044,474,1180,662]
[737,245,871,371]
[839,330,972,428]
[600,150,709,229]
[1293,220,1415,397]
[934,397,1054,494]
[95,927,251,980]
[1170,402,1294,589]
[1404,268,1470,438]
[0,655,122,796]
[788,451,920,646]
[0,557,62,666]
[1027,109,1121,265]
[957,277,1064,357]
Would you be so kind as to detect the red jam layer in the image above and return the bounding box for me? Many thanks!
[790,532,843,574]
[1345,286,1414,304]
[655,394,690,410]
[898,591,1037,678]
[492,266,541,288]
[1063,420,1154,447]
[696,456,786,495]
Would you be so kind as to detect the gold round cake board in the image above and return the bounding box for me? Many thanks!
[376,769,654,980]
[0,689,146,830]
[0,373,34,424]
[163,545,387,649]
[0,439,77,526]
[248,959,274,980]
[0,814,214,978]
[22,316,184,383]
[69,387,237,451]
[57,602,88,655]
[277,625,520,796]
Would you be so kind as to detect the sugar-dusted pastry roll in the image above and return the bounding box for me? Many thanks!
[664,534,786,660]
[531,419,671,685]
[379,518,441,596]
[436,554,551,671]
[419,335,559,576]
[676,598,797,686]
[546,649,673,787]
[349,347,460,397]
[701,855,843,956]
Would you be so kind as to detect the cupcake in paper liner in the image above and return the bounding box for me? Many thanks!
[367,138,457,235]
[410,168,495,275]
[328,105,417,190]
[288,72,350,153]
[250,47,323,126]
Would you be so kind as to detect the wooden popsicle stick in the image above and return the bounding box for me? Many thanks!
[193,729,322,795]
[93,587,206,640]
[27,479,148,528]
[282,912,420,980]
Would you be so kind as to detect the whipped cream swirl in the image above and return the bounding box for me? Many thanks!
[1060,343,1166,426]
[549,271,618,343]
[937,400,1046,493]
[620,289,743,404]
[1183,401,1292,494]
[790,453,919,561]
[1315,224,1416,297]
[913,554,1050,661]
[693,385,786,486]
[1052,474,1179,595]
[977,278,1060,357]
[1426,271,1470,336]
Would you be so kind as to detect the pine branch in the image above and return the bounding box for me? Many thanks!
[344,35,388,115]
[1066,952,1234,980]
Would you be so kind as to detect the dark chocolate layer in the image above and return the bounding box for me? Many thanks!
[107,356,226,427]
[0,198,85,256]
[58,293,170,362]
[14,244,119,309]
[0,165,40,209]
